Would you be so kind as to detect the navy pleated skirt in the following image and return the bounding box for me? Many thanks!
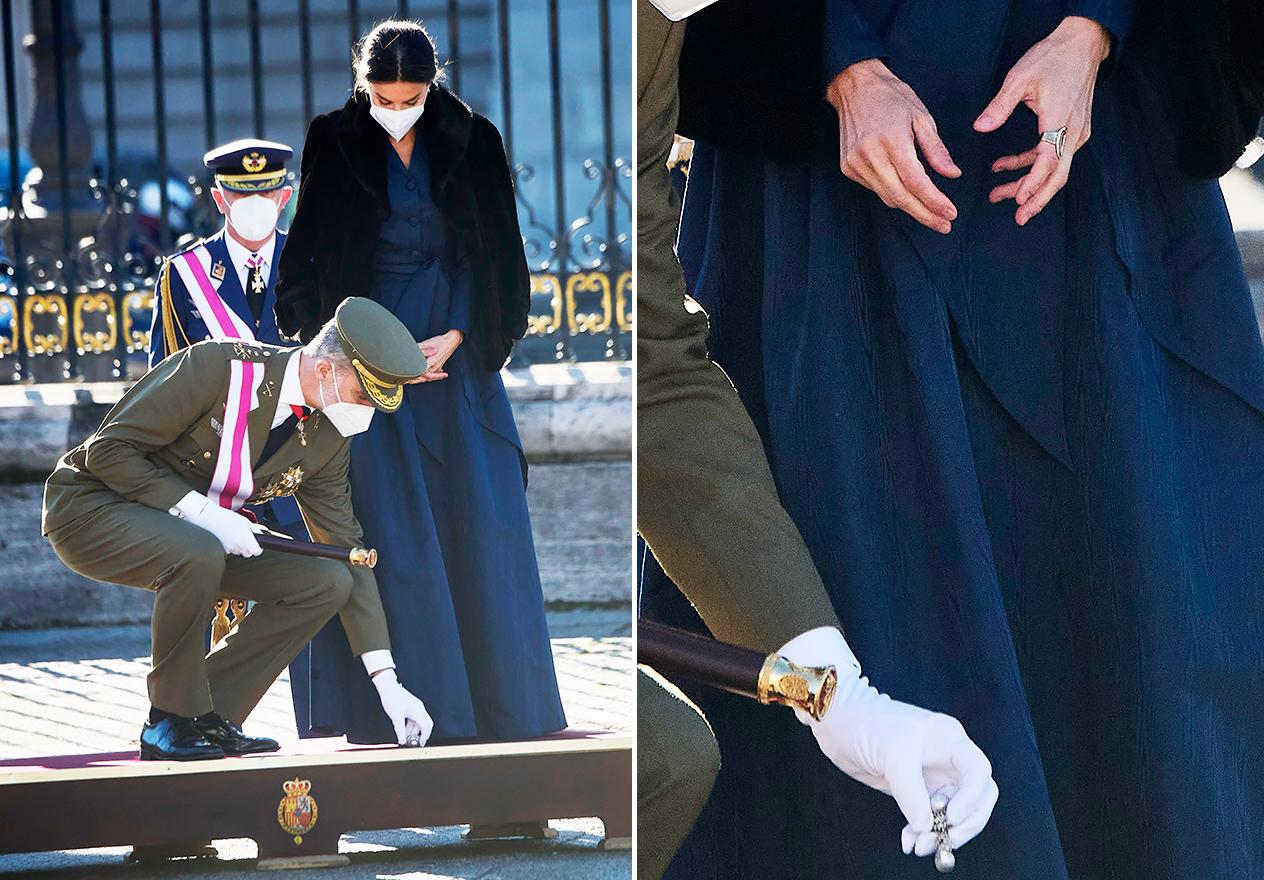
[641,134,1264,880]
[290,257,566,744]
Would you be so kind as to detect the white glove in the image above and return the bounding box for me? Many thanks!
[779,627,998,859]
[647,0,719,21]
[171,491,261,557]
[363,651,434,746]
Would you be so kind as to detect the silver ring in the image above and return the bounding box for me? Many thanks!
[1040,125,1068,159]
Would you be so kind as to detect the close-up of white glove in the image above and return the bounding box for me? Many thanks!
[170,491,262,558]
[364,650,435,746]
[779,627,999,859]
[646,0,719,22]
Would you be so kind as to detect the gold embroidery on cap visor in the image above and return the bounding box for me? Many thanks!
[351,357,404,411]
[214,170,287,192]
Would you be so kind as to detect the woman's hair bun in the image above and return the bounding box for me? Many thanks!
[353,19,445,92]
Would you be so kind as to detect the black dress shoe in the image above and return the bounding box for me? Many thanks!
[139,715,224,761]
[194,712,280,756]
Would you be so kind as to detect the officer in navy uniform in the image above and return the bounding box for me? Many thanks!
[148,138,294,365]
[148,138,303,540]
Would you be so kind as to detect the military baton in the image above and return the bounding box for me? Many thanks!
[255,531,378,568]
[637,619,837,720]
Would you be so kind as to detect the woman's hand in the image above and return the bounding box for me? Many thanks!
[975,16,1111,226]
[827,59,962,235]
[407,330,464,383]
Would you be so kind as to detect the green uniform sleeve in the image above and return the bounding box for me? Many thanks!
[81,342,228,512]
[294,439,392,656]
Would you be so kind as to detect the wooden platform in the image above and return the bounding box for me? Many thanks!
[0,730,631,867]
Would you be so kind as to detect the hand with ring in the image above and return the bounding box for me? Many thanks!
[974,15,1112,226]
[407,330,464,383]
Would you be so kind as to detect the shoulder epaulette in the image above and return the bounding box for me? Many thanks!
[218,339,279,363]
[171,237,211,259]
[158,256,193,356]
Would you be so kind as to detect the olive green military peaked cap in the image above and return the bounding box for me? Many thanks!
[333,297,428,413]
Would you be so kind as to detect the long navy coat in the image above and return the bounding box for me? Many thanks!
[642,2,1264,879]
[289,138,565,744]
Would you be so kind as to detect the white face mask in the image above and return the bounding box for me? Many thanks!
[225,193,280,241]
[318,364,375,437]
[370,102,425,141]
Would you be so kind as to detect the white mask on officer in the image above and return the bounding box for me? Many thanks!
[318,363,375,437]
[225,193,280,241]
[370,103,425,141]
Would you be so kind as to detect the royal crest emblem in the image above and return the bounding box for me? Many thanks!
[253,465,304,503]
[242,151,267,173]
[276,778,318,845]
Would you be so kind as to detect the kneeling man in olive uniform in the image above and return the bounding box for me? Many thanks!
[43,297,431,761]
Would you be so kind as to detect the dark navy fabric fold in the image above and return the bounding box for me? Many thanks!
[643,3,1264,877]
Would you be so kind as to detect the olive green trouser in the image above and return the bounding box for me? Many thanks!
[47,500,354,723]
[636,3,842,878]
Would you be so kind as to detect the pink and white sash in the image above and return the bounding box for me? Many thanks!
[171,244,256,342]
[209,359,264,510]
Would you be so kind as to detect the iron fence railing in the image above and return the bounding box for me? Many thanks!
[0,0,630,383]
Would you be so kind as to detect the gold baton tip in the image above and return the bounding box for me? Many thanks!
[348,547,378,568]
[757,655,838,721]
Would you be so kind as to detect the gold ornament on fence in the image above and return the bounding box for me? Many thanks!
[210,597,249,647]
[23,293,69,356]
[615,270,632,333]
[527,273,563,336]
[0,295,16,356]
[566,271,613,335]
[72,292,118,354]
[121,289,154,352]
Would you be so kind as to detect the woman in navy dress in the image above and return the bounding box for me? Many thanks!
[643,2,1264,879]
[277,20,566,744]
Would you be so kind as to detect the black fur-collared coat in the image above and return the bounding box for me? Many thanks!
[275,85,530,371]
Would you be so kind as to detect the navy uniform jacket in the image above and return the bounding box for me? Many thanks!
[148,228,290,367]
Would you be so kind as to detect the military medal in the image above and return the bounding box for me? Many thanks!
[291,404,310,446]
[211,260,227,281]
[251,268,266,294]
[931,792,955,873]
[254,465,304,502]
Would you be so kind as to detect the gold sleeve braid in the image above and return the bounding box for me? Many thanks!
[159,258,193,357]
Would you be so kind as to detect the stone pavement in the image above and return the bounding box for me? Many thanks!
[0,607,633,879]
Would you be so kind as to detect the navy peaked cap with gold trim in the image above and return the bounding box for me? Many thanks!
[333,297,428,413]
[204,138,292,192]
